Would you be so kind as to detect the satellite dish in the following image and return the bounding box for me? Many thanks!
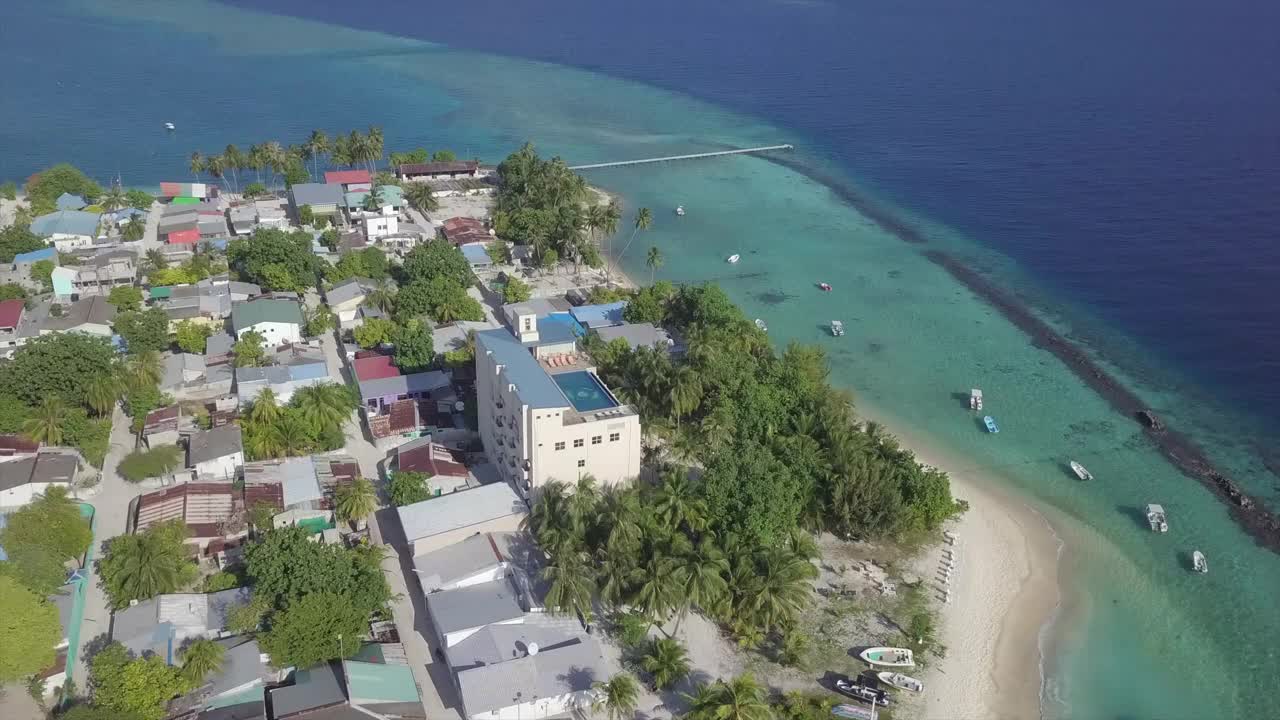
[527,642,539,656]
[454,400,465,411]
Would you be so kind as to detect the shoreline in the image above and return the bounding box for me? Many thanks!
[867,411,1063,720]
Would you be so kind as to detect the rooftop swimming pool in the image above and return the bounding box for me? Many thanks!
[553,371,619,412]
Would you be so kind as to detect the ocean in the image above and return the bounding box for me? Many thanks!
[5,1,1280,717]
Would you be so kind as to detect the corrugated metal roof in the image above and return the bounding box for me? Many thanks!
[476,329,568,409]
[397,482,524,543]
[324,169,371,185]
[343,660,420,704]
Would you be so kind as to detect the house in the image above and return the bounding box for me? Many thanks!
[352,353,398,382]
[38,296,117,336]
[253,200,288,230]
[0,298,25,351]
[205,332,236,366]
[55,192,86,211]
[235,357,331,404]
[394,436,470,495]
[187,425,244,482]
[0,450,83,508]
[30,210,100,251]
[162,353,207,390]
[426,576,526,649]
[412,532,507,593]
[160,182,211,200]
[453,627,608,720]
[269,663,349,720]
[433,320,494,354]
[155,281,261,325]
[397,481,526,556]
[143,405,183,448]
[0,246,58,293]
[134,482,281,554]
[189,638,272,715]
[569,302,626,329]
[366,397,446,442]
[343,186,404,214]
[324,169,372,192]
[459,243,492,268]
[593,322,673,351]
[325,277,371,324]
[441,217,492,246]
[342,657,425,718]
[398,160,481,181]
[242,456,324,520]
[475,323,641,494]
[110,588,251,663]
[228,206,256,235]
[231,298,303,346]
[63,248,138,296]
[288,183,344,220]
[198,213,229,240]
[362,212,398,240]
[359,369,452,414]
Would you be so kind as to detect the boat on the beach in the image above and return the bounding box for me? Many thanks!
[1146,503,1169,533]
[1193,550,1208,573]
[675,205,685,216]
[983,415,999,434]
[859,647,914,667]
[831,704,876,720]
[835,679,890,707]
[970,388,983,411]
[1070,461,1093,481]
[818,282,832,291]
[831,320,844,337]
[726,253,740,264]
[164,122,175,131]
[755,318,768,332]
[876,672,924,693]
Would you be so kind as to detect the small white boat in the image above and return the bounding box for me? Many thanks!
[675,205,686,216]
[859,646,914,667]
[831,320,844,337]
[1192,550,1207,574]
[726,253,740,264]
[983,415,999,434]
[1146,504,1169,533]
[755,318,767,332]
[969,388,983,411]
[164,122,176,131]
[1070,461,1093,481]
[877,672,924,693]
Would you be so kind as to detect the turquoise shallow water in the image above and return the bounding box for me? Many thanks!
[13,2,1280,717]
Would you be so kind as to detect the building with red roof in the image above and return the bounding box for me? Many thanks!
[441,217,491,246]
[354,354,401,382]
[324,169,372,191]
[0,298,24,333]
[393,436,470,494]
[166,228,201,245]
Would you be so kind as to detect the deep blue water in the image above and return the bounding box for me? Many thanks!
[220,0,1280,431]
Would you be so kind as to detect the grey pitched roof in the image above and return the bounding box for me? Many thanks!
[198,701,267,720]
[0,451,83,493]
[358,370,451,402]
[432,321,493,353]
[444,617,584,671]
[594,322,670,350]
[270,662,347,718]
[455,634,607,715]
[206,332,235,356]
[111,588,251,662]
[397,481,524,543]
[426,577,524,636]
[235,365,291,386]
[206,638,267,698]
[42,296,116,330]
[325,278,369,307]
[290,183,344,208]
[188,424,243,465]
[475,329,568,409]
[412,533,504,592]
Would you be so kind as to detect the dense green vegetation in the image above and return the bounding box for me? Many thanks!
[117,445,183,484]
[100,520,199,608]
[190,127,396,193]
[174,319,214,354]
[493,143,608,270]
[387,470,432,506]
[227,227,326,291]
[0,575,61,683]
[0,223,47,263]
[89,642,187,720]
[23,164,102,215]
[106,285,144,311]
[325,246,390,283]
[241,384,352,460]
[113,307,170,354]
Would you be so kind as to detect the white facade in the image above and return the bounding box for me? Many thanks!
[0,481,70,509]
[470,692,591,720]
[237,320,301,346]
[50,234,94,252]
[193,451,243,483]
[362,212,398,239]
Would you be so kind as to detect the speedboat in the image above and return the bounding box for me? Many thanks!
[831,320,844,337]
[1146,504,1169,533]
[818,282,832,291]
[755,318,768,332]
[876,672,924,693]
[726,253,740,264]
[834,679,890,707]
[1192,550,1207,574]
[859,647,914,667]
[164,122,175,131]
[1070,461,1093,481]
[675,205,685,216]
[983,416,999,434]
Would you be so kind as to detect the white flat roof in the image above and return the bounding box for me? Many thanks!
[397,482,525,543]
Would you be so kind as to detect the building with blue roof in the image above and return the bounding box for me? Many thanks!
[569,301,627,329]
[459,242,492,267]
[29,210,100,251]
[474,313,641,495]
[56,193,86,211]
[13,246,56,264]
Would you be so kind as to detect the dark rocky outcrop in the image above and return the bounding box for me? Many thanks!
[1136,410,1165,431]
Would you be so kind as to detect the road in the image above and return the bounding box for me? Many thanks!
[318,329,464,720]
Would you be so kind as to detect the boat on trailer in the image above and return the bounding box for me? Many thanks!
[983,416,999,434]
[859,647,915,667]
[831,320,845,337]
[1070,461,1094,481]
[1146,504,1169,533]
[876,672,924,693]
[1192,550,1208,574]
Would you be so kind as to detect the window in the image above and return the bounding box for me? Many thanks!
[609,432,620,442]
[554,441,565,451]
[577,459,586,468]
[573,439,584,448]
[591,435,602,445]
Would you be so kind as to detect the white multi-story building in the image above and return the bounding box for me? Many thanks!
[474,308,641,497]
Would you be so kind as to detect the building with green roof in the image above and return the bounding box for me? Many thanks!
[230,298,304,345]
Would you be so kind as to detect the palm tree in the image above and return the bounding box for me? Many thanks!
[679,538,729,629]
[276,415,312,457]
[105,532,189,604]
[591,673,639,720]
[653,469,707,532]
[404,182,438,214]
[335,477,377,530]
[365,279,397,314]
[598,486,645,556]
[742,548,813,633]
[363,185,384,212]
[126,351,163,390]
[640,637,690,690]
[305,130,330,179]
[689,676,772,720]
[248,388,282,425]
[244,422,284,461]
[632,554,684,628]
[224,144,245,192]
[205,154,229,193]
[85,371,123,417]
[189,151,205,182]
[366,126,385,173]
[294,383,352,435]
[617,207,652,262]
[645,246,664,284]
[668,365,703,427]
[100,185,128,212]
[596,553,641,609]
[568,474,600,537]
[180,638,226,685]
[145,248,169,272]
[522,480,579,555]
[541,552,595,622]
[23,398,67,445]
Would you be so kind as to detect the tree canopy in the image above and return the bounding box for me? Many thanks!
[24,164,102,214]
[107,285,144,312]
[0,333,118,406]
[398,238,474,289]
[174,320,214,354]
[259,591,368,669]
[393,320,434,373]
[113,308,171,355]
[244,526,389,614]
[0,223,47,263]
[100,521,199,608]
[0,576,61,683]
[227,228,323,291]
[89,643,187,720]
[0,485,92,563]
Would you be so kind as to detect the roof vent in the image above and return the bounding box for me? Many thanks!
[527,642,539,656]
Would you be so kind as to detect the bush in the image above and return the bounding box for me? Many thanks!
[502,275,531,304]
[387,471,431,507]
[0,181,16,200]
[117,445,183,483]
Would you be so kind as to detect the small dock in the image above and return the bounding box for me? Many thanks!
[568,144,794,171]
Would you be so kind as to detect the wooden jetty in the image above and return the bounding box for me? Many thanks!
[568,144,794,170]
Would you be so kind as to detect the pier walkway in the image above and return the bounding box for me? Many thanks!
[568,144,793,170]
